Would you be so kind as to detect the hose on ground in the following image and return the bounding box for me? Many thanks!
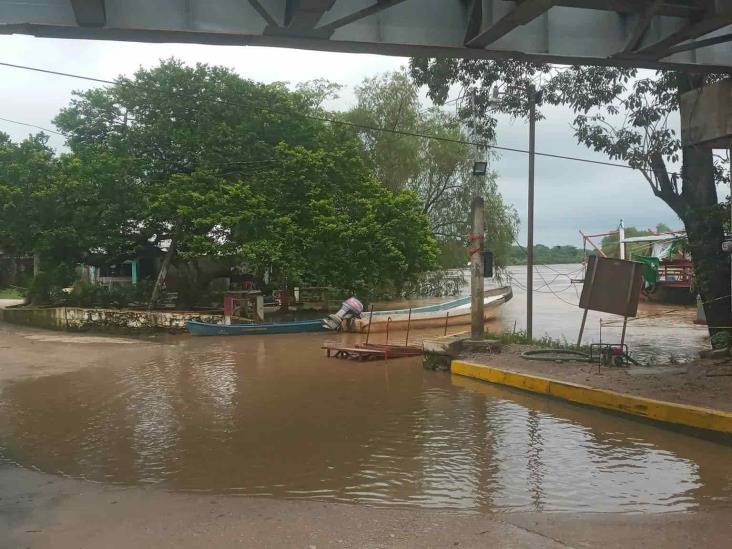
[520,349,592,362]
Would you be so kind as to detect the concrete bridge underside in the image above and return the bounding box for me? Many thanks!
[1,1,731,72]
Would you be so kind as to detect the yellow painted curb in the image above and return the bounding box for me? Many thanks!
[452,360,732,435]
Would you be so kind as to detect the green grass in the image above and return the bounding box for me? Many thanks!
[487,329,590,353]
[0,287,25,299]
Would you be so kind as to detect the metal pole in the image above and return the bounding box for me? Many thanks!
[527,85,537,341]
[620,316,628,348]
[365,304,374,345]
[444,311,450,336]
[577,256,599,348]
[576,308,589,348]
[618,219,626,260]
[405,307,412,346]
[470,196,485,340]
[619,262,636,349]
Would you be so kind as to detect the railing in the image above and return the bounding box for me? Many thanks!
[657,260,694,288]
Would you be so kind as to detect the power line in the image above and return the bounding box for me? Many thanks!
[0,60,681,177]
[0,116,65,136]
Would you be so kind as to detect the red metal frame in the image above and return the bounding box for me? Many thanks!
[656,259,694,288]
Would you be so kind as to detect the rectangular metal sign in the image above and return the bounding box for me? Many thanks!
[579,256,644,318]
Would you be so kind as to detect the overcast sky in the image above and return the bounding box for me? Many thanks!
[0,34,684,246]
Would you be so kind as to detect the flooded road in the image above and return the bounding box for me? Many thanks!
[497,264,708,363]
[1,320,731,514]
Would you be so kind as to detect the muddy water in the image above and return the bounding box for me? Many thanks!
[497,264,708,363]
[2,324,731,513]
[376,265,707,363]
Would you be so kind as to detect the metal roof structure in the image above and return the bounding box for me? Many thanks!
[1,1,731,73]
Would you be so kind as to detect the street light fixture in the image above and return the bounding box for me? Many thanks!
[472,161,488,176]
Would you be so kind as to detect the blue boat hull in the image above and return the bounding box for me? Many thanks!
[186,319,329,336]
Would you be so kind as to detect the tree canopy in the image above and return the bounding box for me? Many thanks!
[347,69,518,272]
[0,60,440,304]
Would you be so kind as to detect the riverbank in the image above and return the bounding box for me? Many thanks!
[460,346,732,413]
[3,321,732,547]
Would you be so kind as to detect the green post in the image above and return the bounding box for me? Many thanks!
[131,259,138,285]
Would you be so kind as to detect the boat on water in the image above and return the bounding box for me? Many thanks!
[186,318,328,336]
[349,286,513,333]
[187,287,512,336]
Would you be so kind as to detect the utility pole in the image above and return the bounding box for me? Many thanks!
[470,195,485,340]
[527,85,537,341]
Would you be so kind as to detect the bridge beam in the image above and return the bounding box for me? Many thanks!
[466,0,556,49]
[248,0,280,27]
[317,0,409,32]
[70,0,106,27]
[633,1,732,59]
[286,0,337,30]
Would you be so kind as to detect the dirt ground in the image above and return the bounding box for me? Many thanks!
[2,315,732,548]
[465,345,732,412]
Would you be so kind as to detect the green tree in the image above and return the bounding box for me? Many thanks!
[0,133,57,260]
[50,60,438,304]
[0,133,143,301]
[410,59,731,337]
[54,59,355,305]
[348,70,422,191]
[243,143,438,297]
[348,70,518,272]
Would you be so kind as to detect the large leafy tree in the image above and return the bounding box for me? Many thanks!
[0,133,142,301]
[0,133,61,261]
[411,59,731,337]
[243,143,438,297]
[348,70,518,271]
[54,60,357,303]
[49,60,437,303]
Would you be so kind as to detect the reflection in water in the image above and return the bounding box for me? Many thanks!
[1,330,731,513]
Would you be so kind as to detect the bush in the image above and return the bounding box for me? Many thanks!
[66,280,154,308]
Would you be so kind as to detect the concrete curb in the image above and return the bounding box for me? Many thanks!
[452,360,732,435]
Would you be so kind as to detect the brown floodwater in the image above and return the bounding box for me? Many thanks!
[0,265,725,513]
[497,264,708,363]
[2,321,731,513]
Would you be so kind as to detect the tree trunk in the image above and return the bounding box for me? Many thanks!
[148,236,177,309]
[33,251,41,276]
[672,74,732,339]
[683,203,730,337]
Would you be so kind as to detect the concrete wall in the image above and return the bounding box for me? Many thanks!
[0,306,222,333]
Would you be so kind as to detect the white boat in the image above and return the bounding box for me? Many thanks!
[350,286,512,333]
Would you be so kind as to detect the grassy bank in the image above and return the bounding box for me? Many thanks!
[0,287,24,299]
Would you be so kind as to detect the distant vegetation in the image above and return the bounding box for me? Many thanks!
[508,244,584,266]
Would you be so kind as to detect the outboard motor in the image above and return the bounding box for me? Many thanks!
[322,297,364,331]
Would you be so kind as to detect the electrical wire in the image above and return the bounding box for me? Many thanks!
[509,237,582,306]
[0,116,65,136]
[0,60,685,178]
